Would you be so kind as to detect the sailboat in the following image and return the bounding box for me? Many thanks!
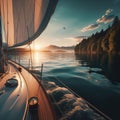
[0,0,58,120]
[0,0,114,120]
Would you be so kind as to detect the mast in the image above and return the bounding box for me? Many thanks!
[0,17,4,73]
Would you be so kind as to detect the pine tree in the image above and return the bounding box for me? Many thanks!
[112,16,119,26]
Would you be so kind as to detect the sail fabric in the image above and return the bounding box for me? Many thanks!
[0,0,58,47]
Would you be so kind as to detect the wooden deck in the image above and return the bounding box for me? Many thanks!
[9,61,56,120]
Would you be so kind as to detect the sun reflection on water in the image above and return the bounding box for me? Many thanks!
[32,51,42,67]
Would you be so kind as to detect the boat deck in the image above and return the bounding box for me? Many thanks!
[0,61,56,120]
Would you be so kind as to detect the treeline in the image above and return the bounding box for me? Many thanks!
[75,16,120,54]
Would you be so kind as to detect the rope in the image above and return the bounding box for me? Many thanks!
[5,0,9,62]
[28,43,33,70]
[15,2,22,44]
[23,0,35,70]
[23,0,35,41]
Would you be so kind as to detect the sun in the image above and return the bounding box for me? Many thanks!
[34,45,40,50]
[32,45,41,51]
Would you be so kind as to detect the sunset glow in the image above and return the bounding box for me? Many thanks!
[35,0,120,47]
[32,45,42,51]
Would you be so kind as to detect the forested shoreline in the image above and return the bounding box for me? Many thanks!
[75,16,120,54]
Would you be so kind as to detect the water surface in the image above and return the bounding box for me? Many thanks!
[9,51,120,120]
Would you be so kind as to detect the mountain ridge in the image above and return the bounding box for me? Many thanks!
[44,45,74,50]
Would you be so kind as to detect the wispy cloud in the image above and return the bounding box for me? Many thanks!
[65,36,88,42]
[97,9,115,24]
[105,9,113,15]
[80,8,114,33]
[81,23,100,32]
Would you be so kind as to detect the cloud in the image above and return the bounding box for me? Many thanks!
[105,9,113,15]
[65,36,88,42]
[97,15,115,24]
[97,9,115,24]
[75,36,88,40]
[81,23,100,32]
[80,8,114,33]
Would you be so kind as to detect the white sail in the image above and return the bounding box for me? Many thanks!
[0,0,58,47]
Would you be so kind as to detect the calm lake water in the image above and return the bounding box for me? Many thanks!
[9,51,120,120]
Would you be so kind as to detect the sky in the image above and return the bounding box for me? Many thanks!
[34,0,120,48]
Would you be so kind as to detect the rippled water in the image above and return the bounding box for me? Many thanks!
[9,51,120,120]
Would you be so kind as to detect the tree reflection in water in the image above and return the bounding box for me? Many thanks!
[75,53,120,84]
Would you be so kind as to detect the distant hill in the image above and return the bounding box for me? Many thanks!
[43,45,74,52]
[7,45,74,52]
[45,45,60,50]
[75,16,120,54]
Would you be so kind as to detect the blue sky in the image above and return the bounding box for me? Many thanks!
[34,0,120,48]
